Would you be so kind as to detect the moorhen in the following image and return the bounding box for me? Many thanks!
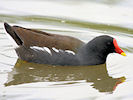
[4,23,126,66]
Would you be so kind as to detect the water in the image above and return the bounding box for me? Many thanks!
[0,0,133,100]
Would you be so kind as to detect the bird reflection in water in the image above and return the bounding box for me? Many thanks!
[5,59,125,93]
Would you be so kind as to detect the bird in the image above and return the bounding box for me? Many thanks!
[4,22,126,66]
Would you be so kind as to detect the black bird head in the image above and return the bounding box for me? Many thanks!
[79,35,126,65]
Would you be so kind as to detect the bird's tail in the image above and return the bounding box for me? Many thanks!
[4,22,23,47]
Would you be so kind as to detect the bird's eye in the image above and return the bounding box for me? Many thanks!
[107,42,111,46]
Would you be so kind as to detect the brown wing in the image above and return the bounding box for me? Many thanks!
[4,22,85,52]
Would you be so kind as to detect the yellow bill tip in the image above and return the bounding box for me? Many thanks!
[121,52,126,56]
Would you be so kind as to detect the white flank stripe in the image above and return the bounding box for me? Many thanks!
[30,46,44,51]
[30,46,52,55]
[65,50,75,55]
[43,47,52,55]
[30,46,75,55]
[52,47,59,52]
